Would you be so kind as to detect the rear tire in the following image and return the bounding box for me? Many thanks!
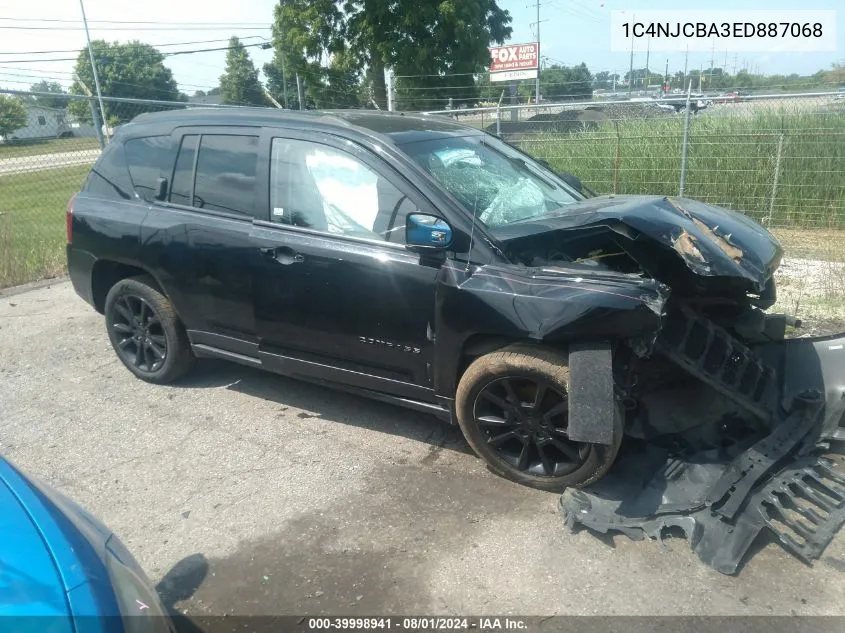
[455,343,622,492]
[104,276,195,384]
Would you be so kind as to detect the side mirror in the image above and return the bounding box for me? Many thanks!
[405,213,453,250]
[155,177,168,201]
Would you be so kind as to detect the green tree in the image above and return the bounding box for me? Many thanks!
[0,94,28,139]
[823,63,845,86]
[267,0,512,111]
[537,63,592,101]
[68,40,180,124]
[265,0,358,109]
[593,71,618,91]
[734,70,753,89]
[384,0,512,110]
[220,36,268,106]
[28,81,70,109]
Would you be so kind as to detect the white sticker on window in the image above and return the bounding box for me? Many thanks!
[272,207,285,218]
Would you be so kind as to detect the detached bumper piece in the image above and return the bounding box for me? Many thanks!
[560,394,845,575]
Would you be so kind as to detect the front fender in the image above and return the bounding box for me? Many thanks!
[432,261,669,396]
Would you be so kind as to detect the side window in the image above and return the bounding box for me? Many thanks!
[269,138,416,243]
[169,134,198,206]
[84,141,133,200]
[193,135,259,217]
[124,135,172,201]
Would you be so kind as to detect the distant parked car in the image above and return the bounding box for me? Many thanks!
[0,456,173,631]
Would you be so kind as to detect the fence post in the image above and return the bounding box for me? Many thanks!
[89,97,105,149]
[496,89,504,137]
[678,81,692,197]
[765,132,784,228]
[612,120,621,194]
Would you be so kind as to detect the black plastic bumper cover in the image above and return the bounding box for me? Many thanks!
[560,332,845,575]
[561,394,845,574]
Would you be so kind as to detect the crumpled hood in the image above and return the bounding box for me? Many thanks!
[493,195,783,291]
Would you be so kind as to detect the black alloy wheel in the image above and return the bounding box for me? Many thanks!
[110,294,168,373]
[473,376,588,477]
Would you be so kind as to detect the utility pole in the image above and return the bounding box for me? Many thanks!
[709,41,715,88]
[664,58,669,95]
[281,56,289,109]
[645,36,650,90]
[683,44,689,88]
[296,73,303,110]
[535,0,541,104]
[628,16,635,97]
[74,76,104,148]
[386,68,395,112]
[78,0,109,143]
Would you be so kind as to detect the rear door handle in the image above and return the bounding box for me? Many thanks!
[259,246,304,265]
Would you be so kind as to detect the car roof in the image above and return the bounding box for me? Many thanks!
[127,107,482,145]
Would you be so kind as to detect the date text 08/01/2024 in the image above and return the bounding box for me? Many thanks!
[307,617,529,630]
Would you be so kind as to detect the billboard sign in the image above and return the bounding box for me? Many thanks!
[488,42,539,74]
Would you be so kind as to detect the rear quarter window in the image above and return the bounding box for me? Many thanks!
[124,135,173,201]
[83,141,133,200]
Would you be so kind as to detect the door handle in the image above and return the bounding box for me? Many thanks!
[259,246,305,265]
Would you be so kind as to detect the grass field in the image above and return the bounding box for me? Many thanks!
[519,109,845,229]
[0,164,90,288]
[0,137,100,159]
[1,109,844,290]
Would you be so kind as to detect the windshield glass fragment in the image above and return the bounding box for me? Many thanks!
[402,135,580,228]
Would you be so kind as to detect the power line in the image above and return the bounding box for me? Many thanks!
[0,37,267,56]
[0,17,269,25]
[0,25,270,31]
[0,41,271,64]
[0,69,219,92]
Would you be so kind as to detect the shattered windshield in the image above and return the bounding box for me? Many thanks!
[401,135,580,227]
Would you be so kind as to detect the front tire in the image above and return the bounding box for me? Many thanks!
[455,344,622,492]
[104,276,195,384]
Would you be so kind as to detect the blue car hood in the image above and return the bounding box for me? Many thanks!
[0,472,72,622]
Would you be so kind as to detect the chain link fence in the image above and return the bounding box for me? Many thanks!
[1,88,842,333]
[427,91,845,230]
[426,90,845,333]
[0,90,261,288]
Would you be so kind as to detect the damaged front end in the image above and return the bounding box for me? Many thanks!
[561,331,845,575]
[473,195,845,572]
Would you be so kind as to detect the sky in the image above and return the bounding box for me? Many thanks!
[0,0,841,97]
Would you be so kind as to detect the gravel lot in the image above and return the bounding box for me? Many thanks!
[2,280,845,619]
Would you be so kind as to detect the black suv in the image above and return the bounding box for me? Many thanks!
[68,108,796,491]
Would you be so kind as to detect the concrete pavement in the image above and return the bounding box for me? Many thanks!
[1,280,844,618]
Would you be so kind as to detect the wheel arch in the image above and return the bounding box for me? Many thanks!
[90,259,168,315]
